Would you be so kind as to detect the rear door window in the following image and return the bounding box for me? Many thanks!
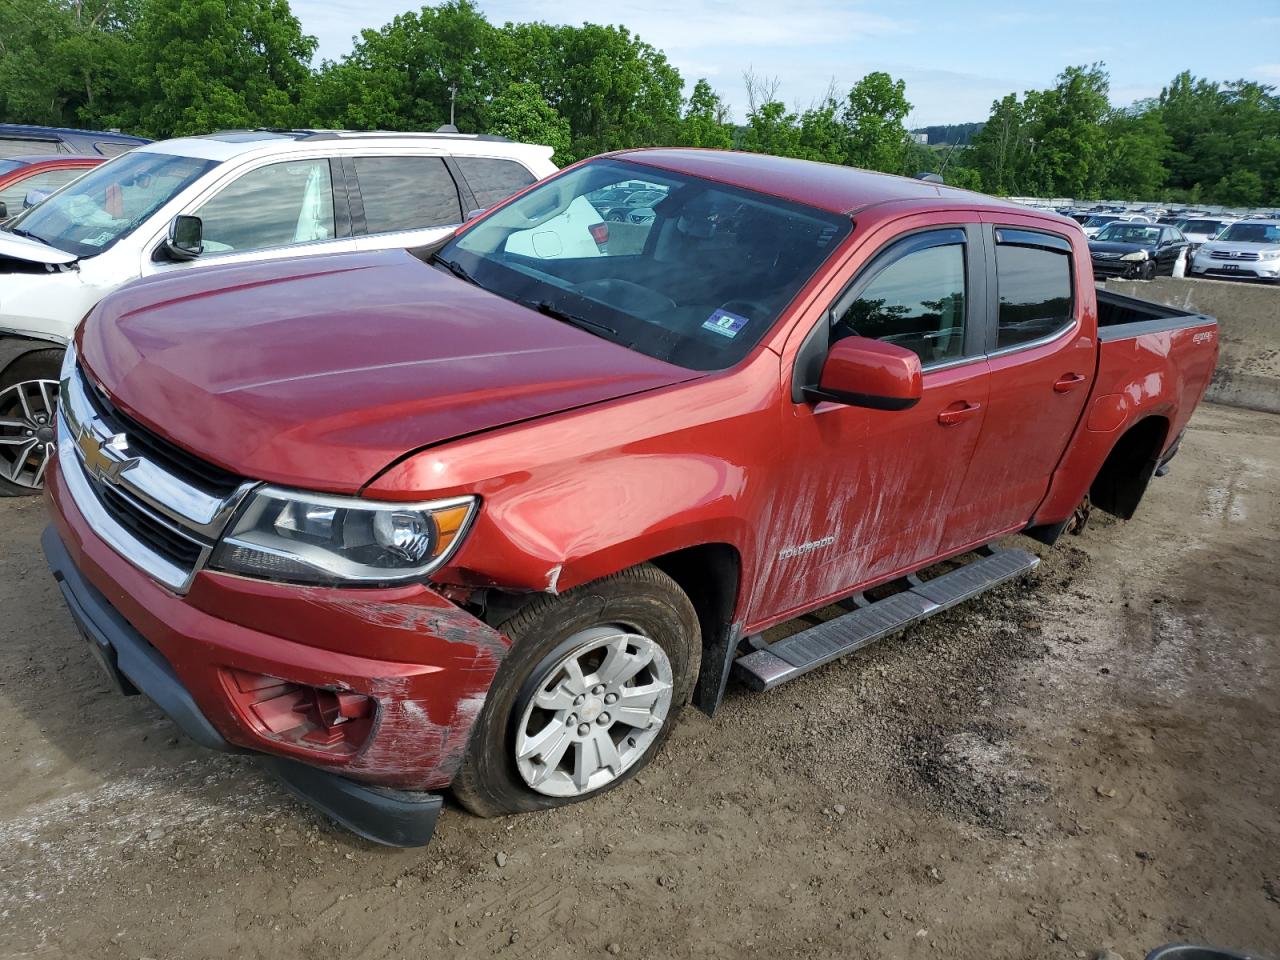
[193,158,336,255]
[454,157,535,209]
[993,229,1074,350]
[353,156,462,234]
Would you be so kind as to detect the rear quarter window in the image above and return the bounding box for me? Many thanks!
[455,157,536,209]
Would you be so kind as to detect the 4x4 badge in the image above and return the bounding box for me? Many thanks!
[77,428,139,484]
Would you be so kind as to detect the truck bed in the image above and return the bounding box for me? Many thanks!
[1095,288,1213,340]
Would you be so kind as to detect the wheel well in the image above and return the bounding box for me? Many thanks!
[649,543,742,717]
[1090,416,1169,520]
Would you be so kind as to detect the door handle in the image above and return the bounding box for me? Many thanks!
[937,401,982,426]
[1053,373,1088,393]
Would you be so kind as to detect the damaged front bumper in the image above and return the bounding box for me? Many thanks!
[43,461,510,846]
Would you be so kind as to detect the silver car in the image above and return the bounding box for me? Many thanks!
[1189,219,1280,282]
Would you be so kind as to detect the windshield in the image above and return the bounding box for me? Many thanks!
[439,158,851,371]
[2,150,217,258]
[1096,224,1161,244]
[1217,222,1280,244]
[1083,216,1118,227]
[1180,219,1224,235]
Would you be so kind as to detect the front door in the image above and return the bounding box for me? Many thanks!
[752,223,991,623]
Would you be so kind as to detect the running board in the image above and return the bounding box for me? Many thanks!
[732,548,1040,692]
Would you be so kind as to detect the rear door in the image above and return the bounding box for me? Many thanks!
[944,216,1095,547]
[348,154,465,252]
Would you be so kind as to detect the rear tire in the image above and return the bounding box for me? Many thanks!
[0,348,64,496]
[451,564,700,818]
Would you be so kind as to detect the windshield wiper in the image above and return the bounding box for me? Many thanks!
[431,253,478,286]
[523,299,619,337]
[7,227,52,246]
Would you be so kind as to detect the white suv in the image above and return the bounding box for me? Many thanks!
[0,129,556,494]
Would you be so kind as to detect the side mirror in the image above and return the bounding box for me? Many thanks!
[23,189,51,209]
[162,214,203,261]
[0,200,7,220]
[805,338,923,411]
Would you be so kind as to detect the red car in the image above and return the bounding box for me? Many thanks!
[42,150,1218,846]
[0,155,102,219]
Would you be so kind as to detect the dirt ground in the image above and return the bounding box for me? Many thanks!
[1,401,1277,960]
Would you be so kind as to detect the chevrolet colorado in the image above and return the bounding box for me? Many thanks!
[42,150,1218,846]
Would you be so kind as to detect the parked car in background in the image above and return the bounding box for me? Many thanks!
[1088,222,1189,279]
[0,124,149,158]
[1175,217,1231,250]
[0,156,103,220]
[1188,219,1280,283]
[0,128,557,494]
[593,186,668,221]
[1080,213,1151,238]
[43,149,1217,846]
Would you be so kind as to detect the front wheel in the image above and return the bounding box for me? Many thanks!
[451,564,700,818]
[1140,259,1156,281]
[0,349,64,496]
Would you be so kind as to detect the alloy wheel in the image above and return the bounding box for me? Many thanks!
[0,379,59,490]
[514,626,674,798]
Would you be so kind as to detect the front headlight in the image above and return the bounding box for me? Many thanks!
[1120,251,1149,261]
[210,487,478,585]
[1258,249,1280,260]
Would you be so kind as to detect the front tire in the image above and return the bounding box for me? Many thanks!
[452,564,700,818]
[0,348,63,496]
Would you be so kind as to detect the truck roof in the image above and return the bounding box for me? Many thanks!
[613,147,1027,217]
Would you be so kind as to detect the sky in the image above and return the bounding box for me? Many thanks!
[291,0,1280,128]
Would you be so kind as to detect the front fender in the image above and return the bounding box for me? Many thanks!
[364,356,784,605]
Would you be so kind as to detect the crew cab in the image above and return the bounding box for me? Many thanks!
[0,128,556,495]
[42,150,1218,846]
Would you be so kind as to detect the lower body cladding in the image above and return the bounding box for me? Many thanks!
[42,467,510,847]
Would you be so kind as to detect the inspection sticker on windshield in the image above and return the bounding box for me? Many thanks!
[701,309,750,339]
[82,231,113,247]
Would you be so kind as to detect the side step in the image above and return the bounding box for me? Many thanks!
[733,547,1039,692]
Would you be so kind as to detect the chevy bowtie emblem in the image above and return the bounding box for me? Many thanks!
[77,428,139,484]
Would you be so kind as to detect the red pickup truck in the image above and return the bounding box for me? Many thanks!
[42,150,1218,846]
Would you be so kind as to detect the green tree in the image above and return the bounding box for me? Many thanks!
[487,82,570,162]
[678,79,733,149]
[1023,64,1112,197]
[0,0,136,129]
[842,71,911,172]
[118,0,315,137]
[1102,107,1169,200]
[968,93,1032,194]
[309,0,496,132]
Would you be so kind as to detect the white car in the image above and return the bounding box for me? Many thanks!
[1175,216,1233,250]
[1189,219,1280,283]
[0,129,556,494]
[1080,213,1152,238]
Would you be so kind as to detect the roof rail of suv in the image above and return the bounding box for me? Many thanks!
[247,127,514,144]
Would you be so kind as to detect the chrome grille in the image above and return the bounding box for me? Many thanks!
[58,358,255,592]
[1210,250,1260,261]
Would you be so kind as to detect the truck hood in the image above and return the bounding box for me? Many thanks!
[79,249,697,493]
[0,229,78,267]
